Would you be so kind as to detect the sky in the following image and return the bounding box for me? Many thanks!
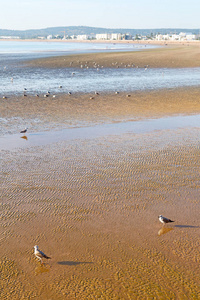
[0,0,200,30]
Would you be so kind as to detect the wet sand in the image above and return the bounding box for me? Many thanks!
[1,87,200,135]
[27,44,200,68]
[0,88,200,299]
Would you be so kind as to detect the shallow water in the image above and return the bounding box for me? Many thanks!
[0,41,200,95]
[1,114,199,151]
[1,65,200,95]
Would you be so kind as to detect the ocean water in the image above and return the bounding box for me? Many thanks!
[0,41,199,95]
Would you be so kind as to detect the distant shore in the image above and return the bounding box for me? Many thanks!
[0,38,200,45]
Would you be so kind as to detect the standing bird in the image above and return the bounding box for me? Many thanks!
[20,128,28,134]
[34,245,51,264]
[159,215,175,225]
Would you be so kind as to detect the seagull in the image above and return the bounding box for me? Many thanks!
[159,215,175,225]
[34,245,51,264]
[20,128,28,134]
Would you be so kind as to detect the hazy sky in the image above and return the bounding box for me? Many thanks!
[1,0,200,30]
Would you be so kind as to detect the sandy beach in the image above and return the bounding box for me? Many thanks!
[26,44,200,68]
[1,44,200,299]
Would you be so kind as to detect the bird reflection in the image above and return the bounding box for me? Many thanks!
[20,135,28,140]
[35,264,50,275]
[158,227,174,236]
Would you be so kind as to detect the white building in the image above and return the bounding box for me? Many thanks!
[47,35,53,40]
[111,33,122,40]
[155,34,170,40]
[96,33,111,40]
[0,36,20,39]
[76,35,88,40]
[155,32,197,41]
[171,34,180,41]
[185,34,197,40]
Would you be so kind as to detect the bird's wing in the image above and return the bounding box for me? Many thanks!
[39,250,51,259]
[162,216,170,223]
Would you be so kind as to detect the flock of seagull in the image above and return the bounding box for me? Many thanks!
[3,87,126,100]
[2,59,150,100]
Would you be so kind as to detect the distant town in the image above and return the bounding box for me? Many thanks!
[0,32,199,41]
[0,26,199,41]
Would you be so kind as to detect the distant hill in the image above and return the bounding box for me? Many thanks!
[0,26,199,39]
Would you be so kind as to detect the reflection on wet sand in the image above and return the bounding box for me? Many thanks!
[158,227,174,236]
[35,264,50,275]
[20,135,28,140]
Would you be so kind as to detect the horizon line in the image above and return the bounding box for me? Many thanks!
[1,25,200,31]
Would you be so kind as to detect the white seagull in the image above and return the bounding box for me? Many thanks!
[34,245,51,264]
[20,128,28,134]
[159,215,175,225]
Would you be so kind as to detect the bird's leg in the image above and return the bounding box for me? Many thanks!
[36,255,43,264]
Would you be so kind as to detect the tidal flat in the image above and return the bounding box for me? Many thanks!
[0,85,200,299]
[27,44,200,69]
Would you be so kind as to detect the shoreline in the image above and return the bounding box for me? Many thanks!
[1,38,200,45]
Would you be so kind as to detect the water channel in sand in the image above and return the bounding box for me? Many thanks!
[1,114,199,151]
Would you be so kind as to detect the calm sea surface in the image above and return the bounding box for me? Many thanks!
[0,41,199,95]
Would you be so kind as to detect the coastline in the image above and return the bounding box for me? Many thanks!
[1,37,200,45]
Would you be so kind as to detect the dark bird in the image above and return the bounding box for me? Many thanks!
[34,245,51,264]
[159,215,175,225]
[20,128,28,134]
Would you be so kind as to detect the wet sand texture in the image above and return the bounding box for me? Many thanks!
[27,45,200,68]
[0,130,200,299]
[1,87,200,135]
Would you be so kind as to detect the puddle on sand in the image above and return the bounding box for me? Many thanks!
[0,114,199,151]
